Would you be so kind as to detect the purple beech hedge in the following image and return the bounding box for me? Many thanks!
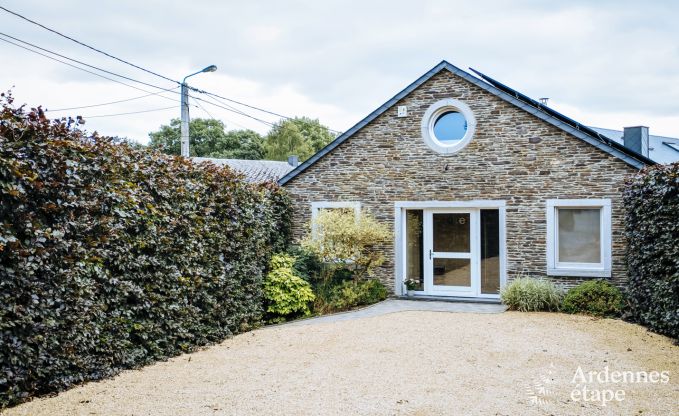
[623,162,678,340]
[0,94,291,407]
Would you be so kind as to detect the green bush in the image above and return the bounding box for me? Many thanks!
[302,208,391,280]
[287,245,323,283]
[500,277,564,312]
[328,279,388,311]
[623,162,679,339]
[263,254,315,321]
[562,280,623,317]
[0,95,291,408]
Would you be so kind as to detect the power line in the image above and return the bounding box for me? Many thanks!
[81,106,176,119]
[190,87,290,120]
[0,32,178,94]
[46,88,179,112]
[189,94,275,127]
[190,87,343,135]
[0,6,178,85]
[0,7,342,133]
[193,98,248,130]
[196,93,272,123]
[193,98,217,120]
[1,32,285,129]
[0,36,181,104]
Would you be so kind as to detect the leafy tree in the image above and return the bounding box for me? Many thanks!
[148,118,264,159]
[264,117,335,161]
[211,130,265,160]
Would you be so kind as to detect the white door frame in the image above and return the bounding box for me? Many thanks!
[424,208,478,296]
[394,200,507,298]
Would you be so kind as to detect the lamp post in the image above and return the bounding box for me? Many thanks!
[180,65,217,157]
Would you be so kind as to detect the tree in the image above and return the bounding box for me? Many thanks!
[148,118,264,159]
[264,117,335,161]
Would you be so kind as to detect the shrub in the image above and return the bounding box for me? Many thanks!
[0,94,291,407]
[327,279,388,311]
[263,254,315,321]
[287,244,323,283]
[500,277,564,312]
[562,280,623,317]
[302,209,391,280]
[623,162,679,339]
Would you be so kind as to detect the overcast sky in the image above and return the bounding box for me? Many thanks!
[1,0,678,144]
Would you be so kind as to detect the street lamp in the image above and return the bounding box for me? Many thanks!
[180,65,217,157]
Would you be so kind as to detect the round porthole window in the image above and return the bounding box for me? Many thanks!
[421,98,476,154]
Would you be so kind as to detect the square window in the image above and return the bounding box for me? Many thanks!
[546,199,611,277]
[557,208,601,264]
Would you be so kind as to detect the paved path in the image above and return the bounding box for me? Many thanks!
[284,298,506,326]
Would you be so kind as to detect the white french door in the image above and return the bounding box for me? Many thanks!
[400,204,503,299]
[424,209,479,296]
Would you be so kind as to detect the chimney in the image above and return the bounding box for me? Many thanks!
[287,155,299,167]
[623,126,649,157]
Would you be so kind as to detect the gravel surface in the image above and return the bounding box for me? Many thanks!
[5,311,678,415]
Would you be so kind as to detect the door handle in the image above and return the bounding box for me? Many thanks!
[429,249,432,260]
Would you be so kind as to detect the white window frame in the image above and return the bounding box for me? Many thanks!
[546,199,612,278]
[420,98,477,154]
[310,201,361,237]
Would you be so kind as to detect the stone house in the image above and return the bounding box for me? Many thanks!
[278,61,657,300]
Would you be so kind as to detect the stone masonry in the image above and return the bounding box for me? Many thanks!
[282,69,639,292]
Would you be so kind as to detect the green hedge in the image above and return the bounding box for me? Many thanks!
[0,95,291,407]
[623,162,678,339]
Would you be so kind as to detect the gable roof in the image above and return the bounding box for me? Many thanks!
[279,60,655,185]
[193,157,293,183]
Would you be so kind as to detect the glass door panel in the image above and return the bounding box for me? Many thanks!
[430,212,472,291]
[405,210,424,291]
[433,258,471,286]
[433,213,470,252]
[480,209,501,294]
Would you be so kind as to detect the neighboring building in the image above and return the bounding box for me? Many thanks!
[590,127,679,164]
[193,156,298,183]
[278,60,657,301]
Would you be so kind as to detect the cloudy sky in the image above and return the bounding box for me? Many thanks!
[1,0,678,144]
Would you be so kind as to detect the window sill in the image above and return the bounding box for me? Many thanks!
[547,268,611,278]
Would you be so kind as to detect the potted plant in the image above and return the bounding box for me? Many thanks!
[404,279,420,296]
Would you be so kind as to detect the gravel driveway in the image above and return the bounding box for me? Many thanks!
[5,303,678,416]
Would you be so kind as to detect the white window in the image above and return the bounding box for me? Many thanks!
[546,199,612,277]
[310,201,361,237]
[421,98,476,154]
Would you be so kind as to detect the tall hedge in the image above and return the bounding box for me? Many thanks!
[623,162,678,340]
[0,94,291,407]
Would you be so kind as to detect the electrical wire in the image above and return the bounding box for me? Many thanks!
[189,94,275,127]
[189,87,289,120]
[46,88,179,112]
[194,98,248,130]
[0,36,181,104]
[190,86,343,135]
[196,93,271,123]
[0,7,342,133]
[0,6,178,85]
[0,32,178,94]
[81,106,176,118]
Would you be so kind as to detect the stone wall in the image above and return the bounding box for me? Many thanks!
[282,69,637,292]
